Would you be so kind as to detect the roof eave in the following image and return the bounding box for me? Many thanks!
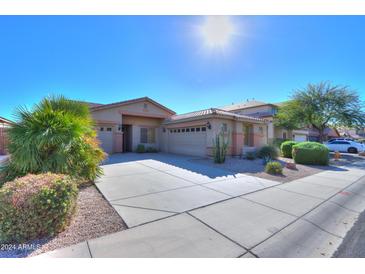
[163,113,266,125]
[90,97,176,115]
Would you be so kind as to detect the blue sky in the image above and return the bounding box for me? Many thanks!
[0,16,364,119]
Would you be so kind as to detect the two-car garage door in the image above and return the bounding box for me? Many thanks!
[168,128,207,157]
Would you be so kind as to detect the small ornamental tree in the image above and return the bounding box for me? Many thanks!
[0,96,106,185]
[275,82,365,142]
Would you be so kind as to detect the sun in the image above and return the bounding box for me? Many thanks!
[198,16,236,50]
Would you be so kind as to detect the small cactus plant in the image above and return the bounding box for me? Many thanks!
[262,155,272,165]
[212,129,230,164]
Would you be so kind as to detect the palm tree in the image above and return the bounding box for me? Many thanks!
[0,96,105,185]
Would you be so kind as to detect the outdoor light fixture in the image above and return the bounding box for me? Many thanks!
[206,121,212,129]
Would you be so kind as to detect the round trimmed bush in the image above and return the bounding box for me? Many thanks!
[258,145,279,159]
[292,142,329,165]
[0,173,78,244]
[265,161,283,175]
[280,141,298,158]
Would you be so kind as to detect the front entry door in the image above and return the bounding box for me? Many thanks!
[122,125,132,152]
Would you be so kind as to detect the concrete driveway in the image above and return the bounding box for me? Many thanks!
[96,153,279,227]
[41,153,365,258]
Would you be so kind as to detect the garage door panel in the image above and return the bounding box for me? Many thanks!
[98,131,113,154]
[168,132,206,157]
[294,134,307,142]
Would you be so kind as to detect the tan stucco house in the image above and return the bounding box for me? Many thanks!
[90,97,268,157]
[220,100,339,144]
[219,100,307,143]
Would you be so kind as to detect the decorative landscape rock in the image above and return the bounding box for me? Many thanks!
[285,162,297,170]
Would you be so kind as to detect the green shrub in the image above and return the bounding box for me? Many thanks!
[146,147,158,153]
[0,96,105,185]
[136,144,145,153]
[258,145,279,159]
[265,161,283,175]
[280,141,298,158]
[272,138,289,148]
[0,173,78,244]
[245,151,256,160]
[292,142,329,165]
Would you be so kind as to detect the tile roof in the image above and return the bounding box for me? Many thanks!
[166,108,265,123]
[0,116,13,124]
[219,100,270,111]
[90,97,176,114]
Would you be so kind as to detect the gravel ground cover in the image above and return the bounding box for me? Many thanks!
[192,153,365,183]
[0,184,127,258]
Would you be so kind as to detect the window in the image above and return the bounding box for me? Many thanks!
[201,127,206,132]
[140,128,155,144]
[143,103,148,109]
[283,132,287,139]
[182,128,185,132]
[170,130,173,133]
[177,129,181,133]
[117,125,122,132]
[338,141,350,145]
[173,129,177,133]
[106,127,112,132]
[196,127,201,132]
[191,128,195,132]
[186,128,190,132]
[100,127,104,131]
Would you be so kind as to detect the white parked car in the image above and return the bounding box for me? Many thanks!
[325,140,365,153]
[327,138,354,143]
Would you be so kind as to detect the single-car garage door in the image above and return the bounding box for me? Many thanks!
[294,134,307,142]
[98,128,114,154]
[168,127,207,157]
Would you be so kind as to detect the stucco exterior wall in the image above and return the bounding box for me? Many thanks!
[205,119,234,156]
[123,115,163,127]
[92,100,171,153]
[253,124,268,148]
[274,127,291,140]
[91,100,173,125]
[117,101,173,117]
[92,108,122,124]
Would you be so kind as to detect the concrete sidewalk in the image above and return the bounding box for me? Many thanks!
[37,161,365,258]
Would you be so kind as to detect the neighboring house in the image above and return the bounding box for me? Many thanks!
[307,127,340,142]
[219,100,302,143]
[0,116,13,155]
[219,100,339,143]
[89,97,268,157]
[337,128,362,140]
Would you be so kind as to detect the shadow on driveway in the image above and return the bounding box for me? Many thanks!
[101,152,242,180]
